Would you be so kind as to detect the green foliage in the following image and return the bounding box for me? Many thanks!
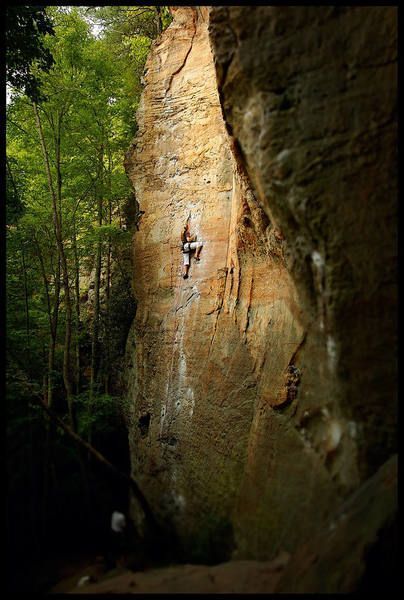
[161,7,174,29]
[84,5,172,139]
[75,392,121,438]
[6,156,26,224]
[6,6,55,102]
[86,6,172,42]
[6,6,166,577]
[122,34,152,70]
[90,223,132,244]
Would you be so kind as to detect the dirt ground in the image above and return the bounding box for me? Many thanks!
[48,553,290,594]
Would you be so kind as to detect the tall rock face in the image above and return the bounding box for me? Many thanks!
[124,6,397,562]
[209,6,397,477]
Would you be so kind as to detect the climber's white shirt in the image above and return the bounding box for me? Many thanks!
[111,510,126,533]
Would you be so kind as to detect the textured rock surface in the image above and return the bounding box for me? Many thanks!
[209,6,398,484]
[124,4,397,569]
[65,456,397,593]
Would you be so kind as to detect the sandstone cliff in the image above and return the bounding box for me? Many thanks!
[209,6,397,483]
[124,5,397,572]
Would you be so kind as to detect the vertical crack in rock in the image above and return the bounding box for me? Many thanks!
[208,4,397,568]
[165,12,197,95]
[122,6,398,569]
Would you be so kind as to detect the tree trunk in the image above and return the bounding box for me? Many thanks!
[33,237,60,544]
[21,247,31,364]
[28,403,41,554]
[33,102,75,429]
[155,6,163,34]
[49,255,61,407]
[35,237,60,408]
[34,396,159,533]
[104,146,113,394]
[55,111,75,428]
[72,217,81,394]
[88,143,104,445]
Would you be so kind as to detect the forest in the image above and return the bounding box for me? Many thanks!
[6,6,172,592]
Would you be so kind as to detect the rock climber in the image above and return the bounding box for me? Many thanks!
[181,218,203,279]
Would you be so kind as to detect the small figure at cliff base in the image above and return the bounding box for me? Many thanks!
[105,509,128,569]
[181,218,203,279]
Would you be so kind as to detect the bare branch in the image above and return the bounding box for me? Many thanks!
[33,395,160,531]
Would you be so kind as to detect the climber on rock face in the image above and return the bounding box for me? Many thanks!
[181,218,203,279]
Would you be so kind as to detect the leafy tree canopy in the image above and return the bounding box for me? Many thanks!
[6,6,172,588]
[6,5,55,102]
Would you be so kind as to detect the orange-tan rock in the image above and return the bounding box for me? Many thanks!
[124,5,397,570]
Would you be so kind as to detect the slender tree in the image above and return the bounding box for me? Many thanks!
[33,101,75,428]
[6,7,173,584]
